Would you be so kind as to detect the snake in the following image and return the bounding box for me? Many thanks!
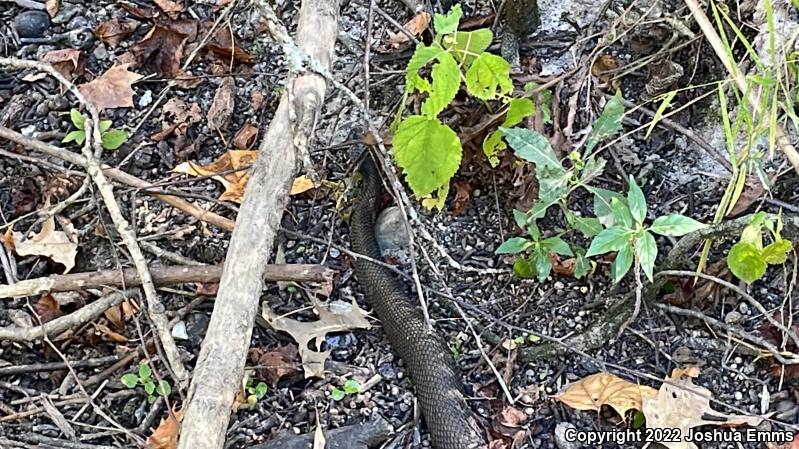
[350,154,487,449]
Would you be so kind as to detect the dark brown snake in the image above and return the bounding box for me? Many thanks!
[350,154,487,449]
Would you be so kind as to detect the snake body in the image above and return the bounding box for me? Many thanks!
[350,155,486,449]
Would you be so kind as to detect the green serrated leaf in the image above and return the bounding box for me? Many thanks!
[534,249,552,281]
[121,373,139,388]
[101,129,127,150]
[586,226,630,257]
[611,244,634,283]
[649,214,707,236]
[343,380,361,394]
[139,363,151,381]
[513,257,536,278]
[62,130,86,145]
[627,176,647,225]
[504,98,535,127]
[502,127,564,172]
[763,239,792,264]
[330,388,345,401]
[636,231,657,282]
[496,237,531,254]
[543,236,573,257]
[482,130,505,167]
[70,108,85,130]
[443,29,493,66]
[465,53,512,100]
[421,51,460,118]
[740,223,763,249]
[727,241,767,283]
[394,116,462,196]
[588,187,626,228]
[99,120,112,133]
[611,197,633,229]
[405,44,445,93]
[433,4,462,35]
[585,92,625,156]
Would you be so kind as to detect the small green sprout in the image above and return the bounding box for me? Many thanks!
[121,362,171,403]
[63,108,128,150]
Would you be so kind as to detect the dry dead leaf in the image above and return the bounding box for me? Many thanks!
[492,406,528,444]
[153,0,184,19]
[641,369,762,449]
[591,54,619,85]
[727,177,766,217]
[387,12,430,46]
[451,180,471,216]
[146,409,183,449]
[313,419,326,449]
[119,21,197,78]
[95,18,139,48]
[12,216,78,273]
[290,175,318,196]
[42,49,84,84]
[262,299,371,378]
[78,64,143,110]
[249,345,302,386]
[3,227,15,251]
[35,293,63,323]
[207,77,236,132]
[119,2,157,19]
[554,372,657,419]
[194,282,219,297]
[152,98,202,141]
[173,150,256,203]
[94,323,128,343]
[205,24,253,63]
[233,123,258,149]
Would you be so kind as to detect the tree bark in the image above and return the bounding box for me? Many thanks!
[176,0,339,448]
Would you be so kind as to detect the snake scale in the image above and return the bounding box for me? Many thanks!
[350,154,487,449]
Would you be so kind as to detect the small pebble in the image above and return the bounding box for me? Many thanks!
[734,391,743,401]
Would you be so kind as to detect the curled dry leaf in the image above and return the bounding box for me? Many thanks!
[12,216,78,273]
[492,406,528,444]
[262,299,371,378]
[205,24,253,63]
[554,372,657,418]
[78,64,143,110]
[233,123,259,149]
[641,369,762,449]
[173,150,256,203]
[45,0,59,17]
[152,98,202,141]
[207,77,236,132]
[387,12,430,46]
[146,409,184,449]
[249,345,302,386]
[95,18,139,48]
[42,49,84,84]
[119,21,197,77]
[154,0,184,19]
[35,293,63,323]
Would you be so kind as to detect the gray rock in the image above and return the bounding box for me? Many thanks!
[375,206,410,254]
[14,11,51,38]
[554,422,579,449]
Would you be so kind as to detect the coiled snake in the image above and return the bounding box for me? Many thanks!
[350,154,487,449]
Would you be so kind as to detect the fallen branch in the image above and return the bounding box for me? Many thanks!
[0,290,132,342]
[0,263,334,299]
[176,0,339,447]
[0,126,235,232]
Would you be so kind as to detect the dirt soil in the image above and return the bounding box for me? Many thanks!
[1,0,798,449]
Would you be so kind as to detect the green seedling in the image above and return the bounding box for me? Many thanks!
[330,379,361,401]
[121,362,171,403]
[726,212,793,283]
[63,108,128,150]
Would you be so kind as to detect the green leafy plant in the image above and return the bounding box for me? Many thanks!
[726,212,793,283]
[121,362,171,403]
[63,108,128,150]
[394,5,535,203]
[496,212,577,281]
[242,374,268,408]
[330,379,361,401]
[585,176,707,283]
